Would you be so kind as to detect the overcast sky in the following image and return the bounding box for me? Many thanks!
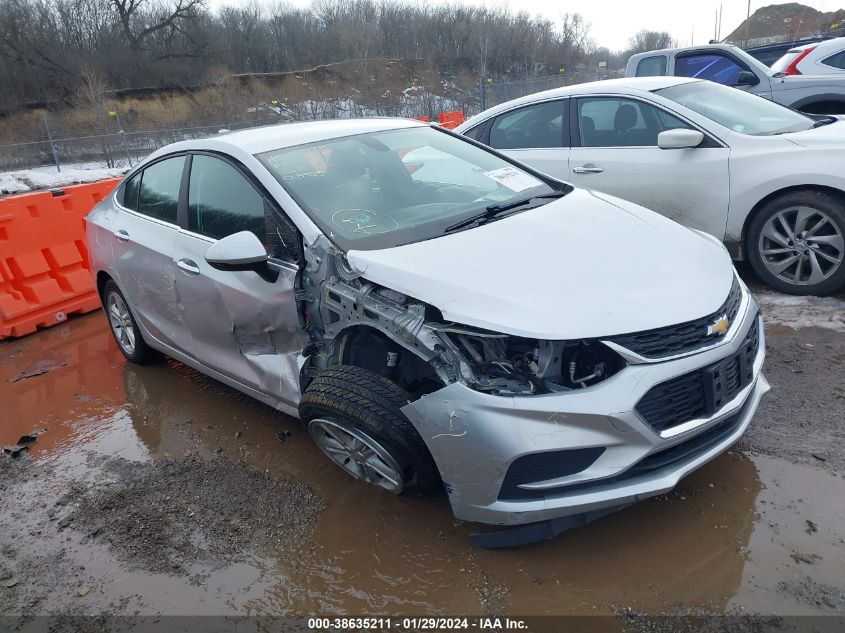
[207,0,835,50]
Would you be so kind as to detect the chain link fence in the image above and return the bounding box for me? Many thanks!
[478,69,624,110]
[0,91,468,177]
[0,70,623,178]
[0,111,288,175]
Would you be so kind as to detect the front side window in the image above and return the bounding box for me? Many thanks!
[675,54,745,85]
[257,126,566,251]
[136,156,185,224]
[187,155,265,240]
[578,97,690,147]
[636,55,668,77]
[656,81,815,136]
[822,49,845,70]
[489,100,566,149]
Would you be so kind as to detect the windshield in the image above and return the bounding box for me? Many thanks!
[655,81,814,135]
[256,126,566,250]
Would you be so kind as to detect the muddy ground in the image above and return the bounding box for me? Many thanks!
[1,269,844,630]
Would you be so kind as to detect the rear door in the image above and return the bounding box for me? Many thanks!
[480,98,570,180]
[172,152,308,405]
[568,95,731,238]
[112,155,186,350]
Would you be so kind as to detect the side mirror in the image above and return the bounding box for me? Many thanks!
[205,231,277,281]
[657,129,705,150]
[734,71,759,86]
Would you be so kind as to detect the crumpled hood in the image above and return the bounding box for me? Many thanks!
[347,188,735,340]
[783,118,845,148]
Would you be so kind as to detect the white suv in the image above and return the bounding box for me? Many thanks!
[771,37,845,76]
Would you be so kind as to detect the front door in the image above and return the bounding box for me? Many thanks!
[568,96,731,239]
[172,153,308,405]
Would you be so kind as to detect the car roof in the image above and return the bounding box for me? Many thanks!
[628,43,742,59]
[788,35,845,52]
[154,117,426,157]
[458,76,699,129]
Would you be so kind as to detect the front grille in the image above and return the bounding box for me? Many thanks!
[607,278,743,359]
[636,315,760,433]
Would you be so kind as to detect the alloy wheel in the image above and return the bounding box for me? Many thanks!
[758,206,844,286]
[308,418,405,494]
[107,291,137,355]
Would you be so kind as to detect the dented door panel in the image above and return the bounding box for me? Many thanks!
[173,230,308,405]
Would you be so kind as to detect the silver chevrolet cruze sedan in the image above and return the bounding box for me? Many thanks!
[86,118,769,547]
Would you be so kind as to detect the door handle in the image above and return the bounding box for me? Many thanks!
[113,229,130,243]
[176,259,201,276]
[572,164,604,174]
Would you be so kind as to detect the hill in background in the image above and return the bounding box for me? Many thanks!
[725,2,845,46]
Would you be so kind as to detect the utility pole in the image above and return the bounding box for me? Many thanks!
[718,4,723,40]
[745,0,752,47]
[42,111,60,173]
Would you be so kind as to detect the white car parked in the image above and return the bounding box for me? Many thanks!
[456,76,845,295]
[771,37,845,76]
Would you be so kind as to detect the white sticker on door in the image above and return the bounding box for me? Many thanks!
[483,167,544,192]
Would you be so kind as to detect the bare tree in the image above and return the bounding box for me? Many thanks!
[626,30,676,56]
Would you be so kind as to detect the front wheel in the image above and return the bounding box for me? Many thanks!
[299,365,441,494]
[747,190,845,295]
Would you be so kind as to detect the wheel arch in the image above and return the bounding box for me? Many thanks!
[790,94,845,115]
[304,324,445,400]
[96,270,115,304]
[740,184,845,258]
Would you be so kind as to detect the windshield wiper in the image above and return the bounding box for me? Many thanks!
[444,192,566,233]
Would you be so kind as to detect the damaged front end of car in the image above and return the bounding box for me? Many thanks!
[297,237,625,400]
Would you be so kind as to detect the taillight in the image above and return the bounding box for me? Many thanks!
[784,46,817,75]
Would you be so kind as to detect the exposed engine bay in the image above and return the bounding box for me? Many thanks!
[299,238,625,397]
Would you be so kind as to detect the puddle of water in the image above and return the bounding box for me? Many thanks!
[2,312,845,617]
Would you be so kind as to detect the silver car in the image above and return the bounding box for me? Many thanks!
[86,119,769,547]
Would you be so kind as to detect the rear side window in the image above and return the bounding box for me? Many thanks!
[122,173,141,211]
[771,50,802,74]
[136,156,185,224]
[489,100,567,149]
[463,125,485,141]
[187,155,266,240]
[636,55,668,77]
[822,50,845,70]
[675,54,745,85]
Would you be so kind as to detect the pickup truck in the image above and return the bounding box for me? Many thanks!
[625,43,845,114]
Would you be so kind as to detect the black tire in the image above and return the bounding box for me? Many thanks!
[102,280,156,364]
[299,365,441,494]
[746,190,845,296]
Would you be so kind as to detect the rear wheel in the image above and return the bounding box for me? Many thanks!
[300,365,441,494]
[103,280,156,364]
[747,190,845,295]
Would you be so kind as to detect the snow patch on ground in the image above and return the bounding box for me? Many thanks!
[0,162,128,195]
[756,292,845,332]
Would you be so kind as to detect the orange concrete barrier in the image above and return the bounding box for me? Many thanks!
[437,111,465,130]
[0,178,120,339]
[413,115,430,122]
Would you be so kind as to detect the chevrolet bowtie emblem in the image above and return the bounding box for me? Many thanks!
[707,315,730,336]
